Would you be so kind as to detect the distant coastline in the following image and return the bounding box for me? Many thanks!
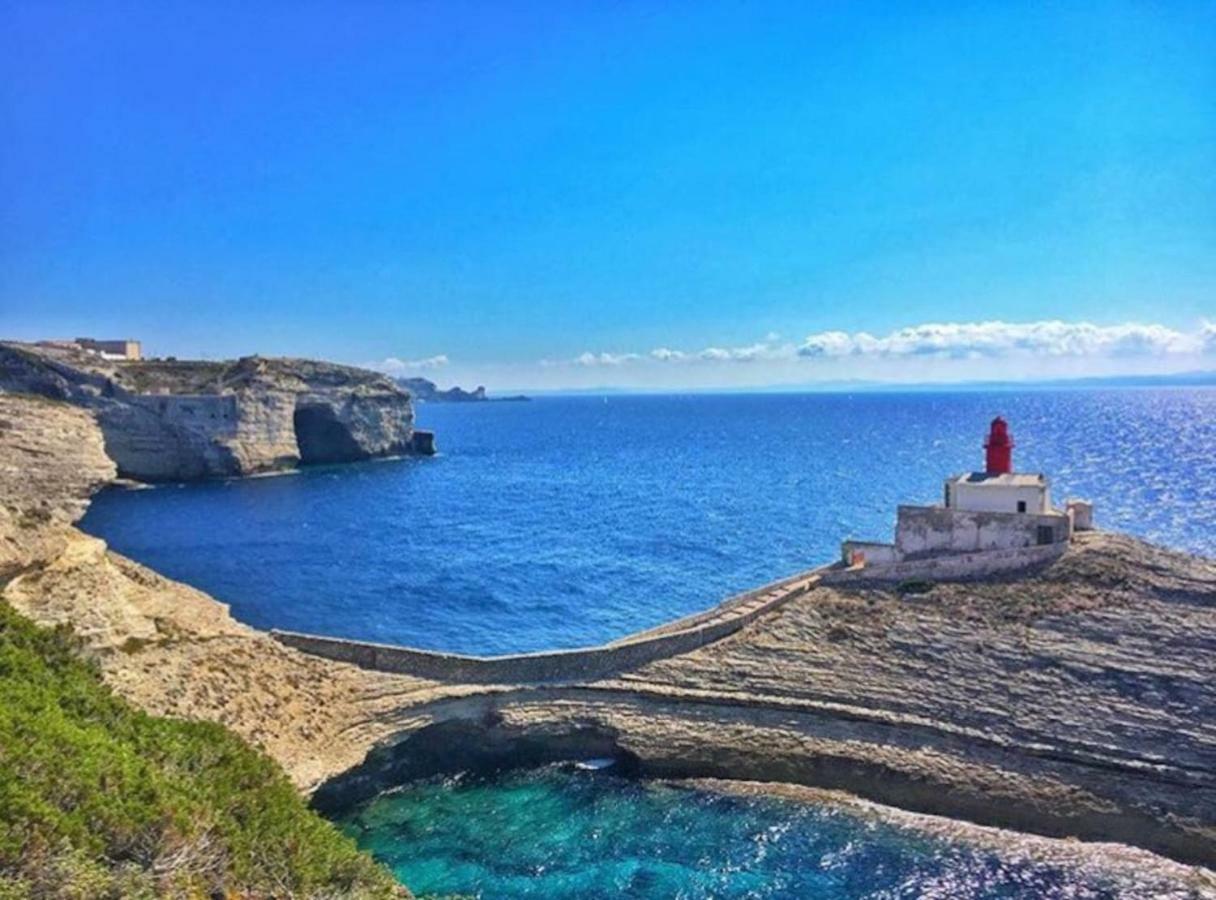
[395,375,529,403]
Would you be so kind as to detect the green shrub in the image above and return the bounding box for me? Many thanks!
[0,603,405,898]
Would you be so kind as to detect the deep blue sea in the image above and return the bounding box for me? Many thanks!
[81,389,1216,655]
[338,768,1193,899]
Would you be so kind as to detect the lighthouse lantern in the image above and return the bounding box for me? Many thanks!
[984,416,1013,475]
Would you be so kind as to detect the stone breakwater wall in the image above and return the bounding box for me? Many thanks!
[820,543,1066,587]
[275,544,1075,682]
[272,569,823,683]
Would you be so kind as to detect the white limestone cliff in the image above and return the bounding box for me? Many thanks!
[0,342,430,481]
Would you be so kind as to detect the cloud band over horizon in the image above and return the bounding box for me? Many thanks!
[363,318,1215,390]
[555,319,1216,368]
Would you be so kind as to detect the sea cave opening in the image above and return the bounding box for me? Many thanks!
[293,403,364,465]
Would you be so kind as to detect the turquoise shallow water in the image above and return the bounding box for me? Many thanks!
[337,768,1188,899]
[81,389,1216,655]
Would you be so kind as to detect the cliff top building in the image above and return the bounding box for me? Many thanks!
[36,337,142,360]
[842,417,1093,570]
[75,338,142,360]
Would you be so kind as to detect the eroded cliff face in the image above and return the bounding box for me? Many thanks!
[0,395,116,580]
[0,342,426,481]
[0,393,437,789]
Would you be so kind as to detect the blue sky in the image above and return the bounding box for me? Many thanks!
[2,1,1214,389]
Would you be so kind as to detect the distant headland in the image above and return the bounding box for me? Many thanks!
[394,375,529,403]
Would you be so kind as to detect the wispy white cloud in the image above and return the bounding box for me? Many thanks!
[568,341,794,367]
[366,354,450,374]
[650,347,687,362]
[1201,319,1216,352]
[698,343,782,362]
[797,320,1204,359]
[574,351,641,367]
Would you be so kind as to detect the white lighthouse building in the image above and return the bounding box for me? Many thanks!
[842,417,1093,569]
[944,471,1050,515]
[942,417,1051,515]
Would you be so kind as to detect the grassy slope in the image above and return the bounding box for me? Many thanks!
[0,602,405,899]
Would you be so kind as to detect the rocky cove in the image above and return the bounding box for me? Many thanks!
[2,371,1215,895]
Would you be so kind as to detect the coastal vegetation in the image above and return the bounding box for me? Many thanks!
[0,602,404,898]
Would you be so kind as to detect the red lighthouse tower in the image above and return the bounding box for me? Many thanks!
[984,417,1014,475]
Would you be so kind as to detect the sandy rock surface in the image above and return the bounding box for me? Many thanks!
[0,394,115,579]
[627,531,1216,780]
[0,393,439,789]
